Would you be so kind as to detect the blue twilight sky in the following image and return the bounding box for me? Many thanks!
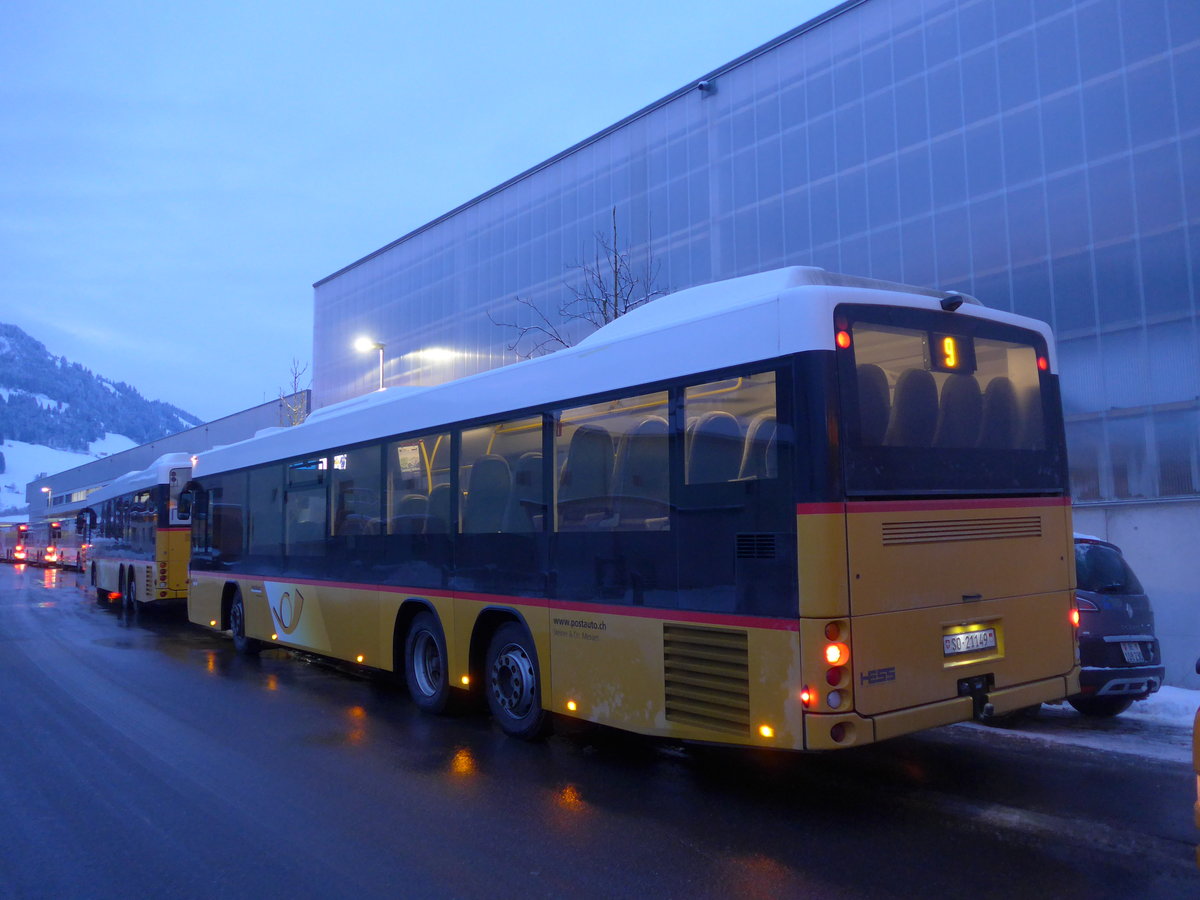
[0,0,834,423]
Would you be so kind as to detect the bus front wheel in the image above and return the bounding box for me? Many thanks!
[484,623,548,740]
[230,591,261,656]
[405,611,452,714]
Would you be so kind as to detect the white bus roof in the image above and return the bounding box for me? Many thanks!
[194,266,1056,478]
[82,453,194,507]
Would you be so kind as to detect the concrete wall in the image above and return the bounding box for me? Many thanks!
[1073,500,1200,690]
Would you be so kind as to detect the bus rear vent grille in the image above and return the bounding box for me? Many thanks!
[736,533,778,559]
[881,516,1042,546]
[663,624,750,734]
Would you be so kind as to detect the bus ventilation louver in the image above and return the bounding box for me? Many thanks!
[663,624,750,734]
[881,516,1042,546]
[736,533,778,559]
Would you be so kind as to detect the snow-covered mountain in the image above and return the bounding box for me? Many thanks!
[0,323,199,453]
[0,322,202,515]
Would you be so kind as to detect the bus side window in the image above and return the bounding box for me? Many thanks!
[556,391,668,531]
[684,372,778,483]
[386,433,450,534]
[460,416,542,534]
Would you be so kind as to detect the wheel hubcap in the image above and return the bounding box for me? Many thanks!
[412,631,443,697]
[490,643,536,717]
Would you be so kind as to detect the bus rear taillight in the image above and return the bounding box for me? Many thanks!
[1069,608,1080,627]
[45,546,58,562]
[801,619,856,714]
[14,545,26,560]
[824,642,850,667]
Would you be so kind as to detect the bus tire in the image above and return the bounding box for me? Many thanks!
[484,622,549,740]
[123,574,138,616]
[230,590,261,656]
[404,610,452,714]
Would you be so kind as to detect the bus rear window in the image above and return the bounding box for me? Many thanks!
[851,322,1045,450]
[836,304,1066,497]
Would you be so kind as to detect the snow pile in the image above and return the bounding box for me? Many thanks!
[1126,685,1200,729]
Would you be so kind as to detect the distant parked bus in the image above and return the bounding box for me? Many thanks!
[20,515,90,570]
[184,267,1079,750]
[0,522,30,563]
[80,454,193,612]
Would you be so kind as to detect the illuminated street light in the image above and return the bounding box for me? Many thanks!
[354,336,385,391]
[40,486,51,508]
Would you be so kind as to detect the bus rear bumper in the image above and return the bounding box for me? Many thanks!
[980,666,1080,718]
[806,666,1080,749]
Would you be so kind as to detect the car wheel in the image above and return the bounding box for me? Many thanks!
[230,590,260,655]
[1068,696,1133,718]
[484,622,549,739]
[404,610,452,714]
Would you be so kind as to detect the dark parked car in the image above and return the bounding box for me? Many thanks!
[1070,534,1164,717]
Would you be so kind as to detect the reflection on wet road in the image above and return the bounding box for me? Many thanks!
[0,563,1195,899]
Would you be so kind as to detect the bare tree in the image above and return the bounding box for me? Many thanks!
[490,207,662,358]
[279,358,310,426]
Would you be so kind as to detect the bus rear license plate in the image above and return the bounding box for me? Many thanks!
[943,628,997,656]
[1120,642,1145,664]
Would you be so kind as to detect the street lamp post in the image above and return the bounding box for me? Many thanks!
[40,486,51,508]
[354,337,386,391]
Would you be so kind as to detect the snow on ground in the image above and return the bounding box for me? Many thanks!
[954,685,1200,765]
[0,434,138,513]
[1126,685,1200,729]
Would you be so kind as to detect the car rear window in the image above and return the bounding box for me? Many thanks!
[1075,542,1143,594]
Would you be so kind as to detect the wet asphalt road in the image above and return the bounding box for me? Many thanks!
[0,563,1196,899]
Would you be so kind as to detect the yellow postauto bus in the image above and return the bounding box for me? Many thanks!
[82,453,194,614]
[184,267,1078,749]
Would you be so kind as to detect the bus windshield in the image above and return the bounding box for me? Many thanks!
[837,303,1067,497]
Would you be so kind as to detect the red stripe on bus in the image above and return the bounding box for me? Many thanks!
[795,502,846,515]
[844,496,1070,513]
[190,572,801,632]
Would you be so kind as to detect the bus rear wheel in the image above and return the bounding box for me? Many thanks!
[484,623,548,740]
[405,611,452,714]
[123,574,138,616]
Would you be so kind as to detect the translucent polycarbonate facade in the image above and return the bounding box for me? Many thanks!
[314,0,1200,503]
